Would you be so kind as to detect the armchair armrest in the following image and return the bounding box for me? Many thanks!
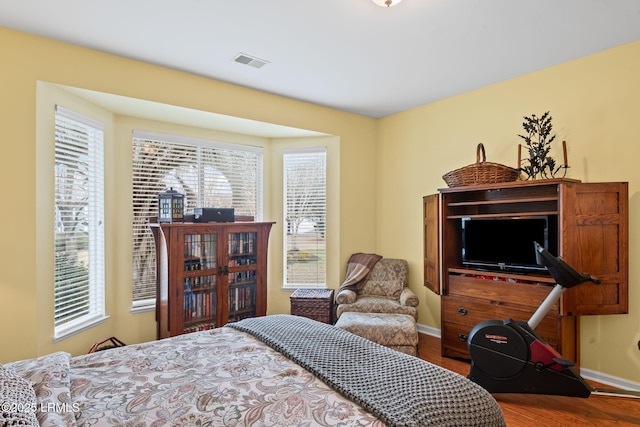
[336,288,357,305]
[400,287,419,307]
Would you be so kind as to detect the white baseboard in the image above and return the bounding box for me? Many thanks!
[581,368,640,392]
[416,323,440,338]
[416,323,640,392]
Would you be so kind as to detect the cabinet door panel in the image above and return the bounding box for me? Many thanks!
[175,229,220,334]
[224,227,270,324]
[423,194,440,294]
[560,182,628,315]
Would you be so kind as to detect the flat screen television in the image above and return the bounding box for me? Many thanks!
[461,215,557,273]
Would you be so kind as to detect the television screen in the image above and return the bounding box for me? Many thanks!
[461,216,557,272]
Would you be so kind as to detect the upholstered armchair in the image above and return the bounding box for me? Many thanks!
[335,258,419,321]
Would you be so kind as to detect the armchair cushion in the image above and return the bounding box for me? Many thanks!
[336,296,418,320]
[359,259,409,298]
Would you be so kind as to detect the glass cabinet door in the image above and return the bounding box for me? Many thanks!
[227,231,258,322]
[182,233,217,333]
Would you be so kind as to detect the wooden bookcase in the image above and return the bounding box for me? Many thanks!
[424,179,628,362]
[151,221,274,339]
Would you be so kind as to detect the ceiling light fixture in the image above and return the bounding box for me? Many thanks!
[371,0,403,7]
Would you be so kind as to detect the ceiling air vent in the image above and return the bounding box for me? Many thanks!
[233,53,269,69]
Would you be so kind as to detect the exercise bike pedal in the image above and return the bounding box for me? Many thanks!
[552,357,575,368]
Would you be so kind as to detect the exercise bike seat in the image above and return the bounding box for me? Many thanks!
[534,242,600,288]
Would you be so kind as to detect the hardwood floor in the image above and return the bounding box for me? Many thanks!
[417,333,640,426]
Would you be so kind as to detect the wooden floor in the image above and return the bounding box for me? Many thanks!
[417,333,640,427]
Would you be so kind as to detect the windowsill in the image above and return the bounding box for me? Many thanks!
[282,284,328,291]
[53,314,110,343]
[131,299,156,314]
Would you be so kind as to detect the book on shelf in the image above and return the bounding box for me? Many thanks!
[228,270,257,285]
[228,232,257,255]
[228,311,256,323]
[184,275,216,291]
[184,257,201,271]
[228,256,258,267]
[228,284,256,312]
[183,321,216,334]
[184,234,218,270]
[184,287,216,322]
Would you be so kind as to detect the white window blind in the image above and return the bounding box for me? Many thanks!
[283,147,327,288]
[132,130,263,305]
[54,106,105,339]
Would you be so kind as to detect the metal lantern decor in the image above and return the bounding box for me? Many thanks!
[158,187,185,223]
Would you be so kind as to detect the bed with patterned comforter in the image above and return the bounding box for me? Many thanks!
[1,315,505,427]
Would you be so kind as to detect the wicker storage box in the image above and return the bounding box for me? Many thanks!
[443,143,519,187]
[88,336,126,354]
[290,288,334,324]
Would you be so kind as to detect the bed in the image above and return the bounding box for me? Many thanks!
[1,315,505,427]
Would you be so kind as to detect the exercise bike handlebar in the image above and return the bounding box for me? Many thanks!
[534,242,600,288]
[527,242,600,330]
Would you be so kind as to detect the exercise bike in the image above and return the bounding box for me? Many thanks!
[467,242,639,398]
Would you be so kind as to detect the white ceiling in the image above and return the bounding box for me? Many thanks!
[2,0,640,119]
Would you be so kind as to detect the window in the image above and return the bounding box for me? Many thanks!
[131,131,263,307]
[283,147,327,288]
[54,106,105,339]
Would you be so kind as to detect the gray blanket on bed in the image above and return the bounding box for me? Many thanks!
[229,314,505,427]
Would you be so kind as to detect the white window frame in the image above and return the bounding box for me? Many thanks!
[53,106,106,340]
[131,130,264,309]
[283,147,327,289]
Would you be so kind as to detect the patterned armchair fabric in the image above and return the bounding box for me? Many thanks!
[336,258,419,320]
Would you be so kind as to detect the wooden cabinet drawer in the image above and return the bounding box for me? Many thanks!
[442,321,474,359]
[442,295,559,331]
[448,274,554,309]
[442,294,561,359]
[443,295,559,344]
[442,321,561,360]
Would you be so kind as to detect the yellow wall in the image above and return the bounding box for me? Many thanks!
[0,27,376,362]
[375,40,640,384]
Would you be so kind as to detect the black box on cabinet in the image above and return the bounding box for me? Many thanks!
[193,208,235,223]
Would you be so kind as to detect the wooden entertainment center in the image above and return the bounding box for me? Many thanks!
[423,179,628,363]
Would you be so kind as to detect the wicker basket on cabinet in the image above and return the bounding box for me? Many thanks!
[443,143,519,187]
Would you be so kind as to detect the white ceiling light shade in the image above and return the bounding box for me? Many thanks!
[371,0,403,7]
